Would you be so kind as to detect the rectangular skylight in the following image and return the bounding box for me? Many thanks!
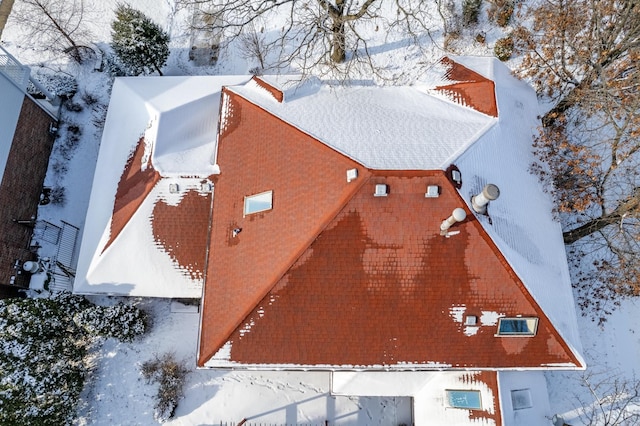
[244,190,273,216]
[446,390,482,410]
[496,317,538,336]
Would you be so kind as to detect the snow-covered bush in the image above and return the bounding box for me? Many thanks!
[74,303,147,342]
[141,352,189,422]
[110,5,170,76]
[27,69,78,99]
[0,297,87,425]
[0,294,148,424]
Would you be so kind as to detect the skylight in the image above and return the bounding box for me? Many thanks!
[446,390,482,410]
[496,317,538,336]
[244,191,273,216]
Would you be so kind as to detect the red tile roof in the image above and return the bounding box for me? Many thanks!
[198,89,580,369]
[464,371,502,426]
[435,57,498,117]
[152,189,212,281]
[103,137,160,253]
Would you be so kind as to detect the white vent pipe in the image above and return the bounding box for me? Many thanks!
[471,184,500,214]
[440,208,467,235]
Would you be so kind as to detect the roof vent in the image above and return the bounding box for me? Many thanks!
[425,185,440,198]
[169,183,179,193]
[374,184,389,197]
[440,207,466,236]
[472,184,500,214]
[465,315,477,326]
[346,168,358,182]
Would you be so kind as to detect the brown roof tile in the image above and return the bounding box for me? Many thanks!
[435,57,498,117]
[152,189,212,280]
[103,137,161,252]
[198,85,578,369]
[218,173,578,367]
[199,89,370,365]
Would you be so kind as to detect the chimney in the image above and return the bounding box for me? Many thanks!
[440,208,467,235]
[471,184,500,214]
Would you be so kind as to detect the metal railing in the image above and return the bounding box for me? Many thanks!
[0,45,29,89]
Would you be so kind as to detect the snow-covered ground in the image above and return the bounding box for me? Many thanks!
[2,1,639,424]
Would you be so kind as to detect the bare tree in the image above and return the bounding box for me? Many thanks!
[515,0,640,127]
[520,0,640,321]
[8,0,92,62]
[179,0,434,77]
[568,370,640,425]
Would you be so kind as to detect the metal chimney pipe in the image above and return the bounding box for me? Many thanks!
[440,208,467,235]
[472,184,500,214]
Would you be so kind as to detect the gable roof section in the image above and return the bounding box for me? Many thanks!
[434,57,498,117]
[229,77,496,170]
[199,88,371,364]
[75,76,249,298]
[203,171,580,369]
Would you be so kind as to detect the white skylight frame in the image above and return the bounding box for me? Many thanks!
[496,317,539,337]
[244,190,273,216]
[445,389,483,410]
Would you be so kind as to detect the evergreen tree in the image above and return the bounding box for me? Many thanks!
[0,293,147,425]
[111,4,170,76]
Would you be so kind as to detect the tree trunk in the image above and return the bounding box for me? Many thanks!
[330,19,346,63]
[564,187,640,244]
[0,0,16,40]
[541,81,587,127]
[563,214,622,244]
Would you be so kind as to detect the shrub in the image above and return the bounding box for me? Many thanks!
[487,0,515,27]
[49,186,66,206]
[463,0,483,26]
[0,296,89,425]
[74,303,147,342]
[494,36,514,61]
[141,353,189,422]
[28,70,78,100]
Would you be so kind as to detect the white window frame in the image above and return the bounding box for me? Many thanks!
[243,190,273,216]
[495,317,539,337]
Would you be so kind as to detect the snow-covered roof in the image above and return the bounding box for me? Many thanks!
[452,57,584,366]
[333,371,503,426]
[74,76,250,298]
[229,75,496,170]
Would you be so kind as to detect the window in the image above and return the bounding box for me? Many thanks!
[244,191,273,216]
[511,389,533,410]
[446,390,482,410]
[496,317,538,336]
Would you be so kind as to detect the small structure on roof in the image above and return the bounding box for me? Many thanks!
[76,57,584,426]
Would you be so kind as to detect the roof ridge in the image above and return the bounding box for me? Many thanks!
[102,136,161,253]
